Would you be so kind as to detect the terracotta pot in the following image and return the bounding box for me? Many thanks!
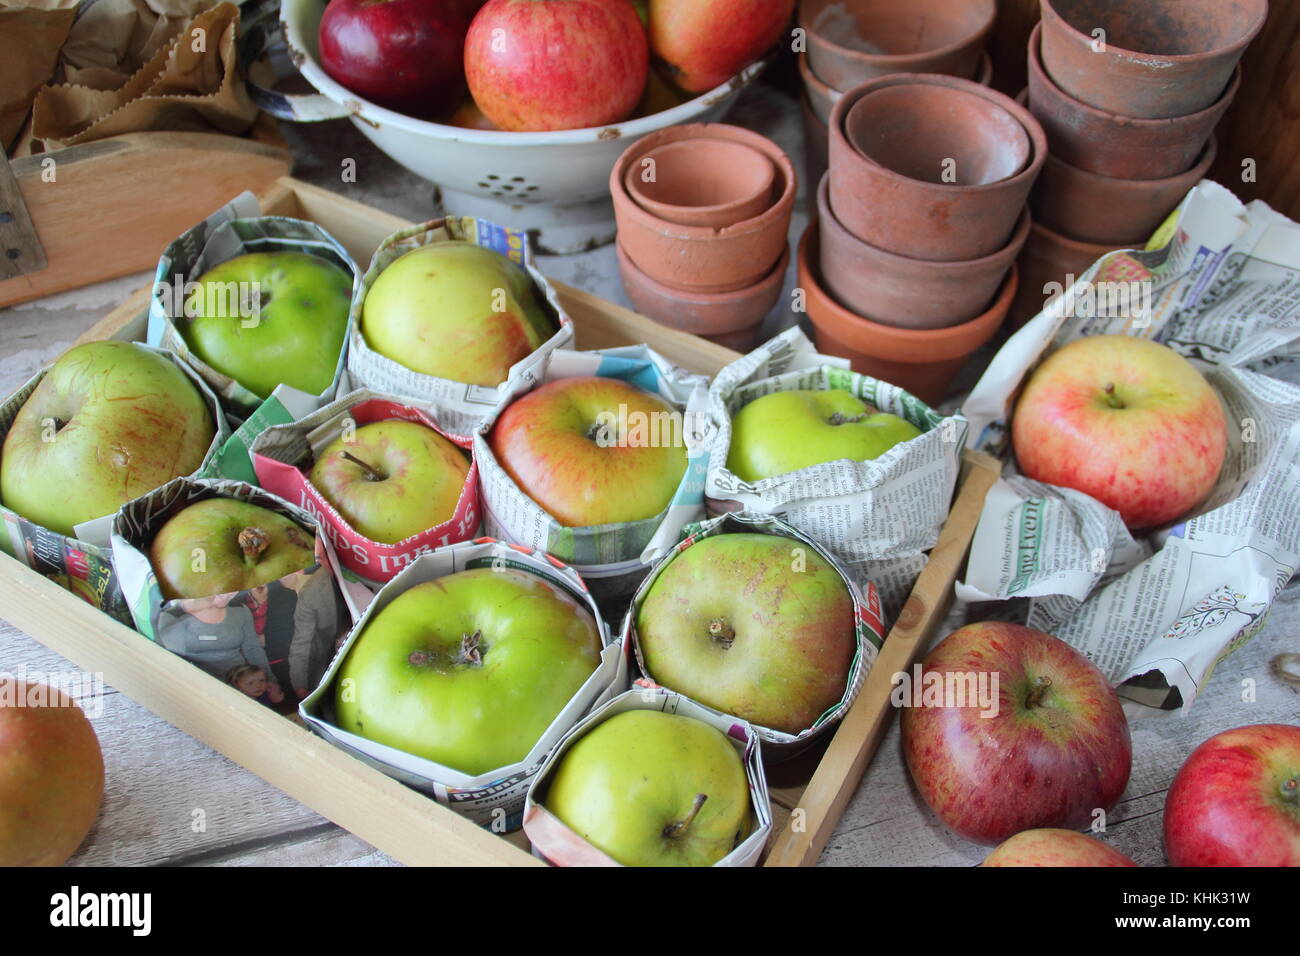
[1032,134,1217,245]
[617,240,787,352]
[1040,0,1266,120]
[798,49,994,127]
[611,123,796,294]
[801,0,995,92]
[1009,220,1127,329]
[624,138,775,229]
[817,172,1028,329]
[828,73,1046,262]
[802,92,830,199]
[1027,23,1240,181]
[798,221,1013,405]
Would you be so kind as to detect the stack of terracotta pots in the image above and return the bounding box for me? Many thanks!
[801,73,1046,405]
[1013,0,1265,327]
[797,0,998,190]
[611,124,797,350]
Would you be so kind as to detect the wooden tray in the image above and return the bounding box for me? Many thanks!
[0,176,1000,867]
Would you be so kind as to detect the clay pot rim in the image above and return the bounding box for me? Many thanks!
[1042,134,1219,194]
[623,138,775,228]
[829,72,1047,197]
[1040,0,1268,67]
[820,172,1031,274]
[1028,218,1134,257]
[618,239,790,308]
[610,123,797,241]
[798,0,997,71]
[800,50,994,125]
[1028,23,1244,131]
[799,221,1016,360]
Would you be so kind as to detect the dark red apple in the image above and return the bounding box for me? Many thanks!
[900,622,1132,846]
[319,0,484,120]
[1164,723,1300,867]
[464,0,648,131]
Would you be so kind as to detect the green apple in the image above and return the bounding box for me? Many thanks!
[309,420,470,544]
[636,532,856,734]
[544,709,750,867]
[489,376,687,527]
[1,341,215,536]
[361,241,556,387]
[179,251,352,399]
[726,389,923,482]
[336,567,602,776]
[149,498,316,600]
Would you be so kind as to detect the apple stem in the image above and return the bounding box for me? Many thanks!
[341,450,386,482]
[1025,675,1053,709]
[457,630,484,667]
[1103,383,1125,410]
[237,527,270,564]
[827,412,867,426]
[663,793,708,839]
[707,618,735,649]
[1282,777,1299,804]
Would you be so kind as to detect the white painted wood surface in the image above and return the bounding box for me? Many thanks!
[0,82,1295,866]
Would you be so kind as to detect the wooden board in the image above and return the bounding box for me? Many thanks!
[0,117,291,309]
[0,176,1001,867]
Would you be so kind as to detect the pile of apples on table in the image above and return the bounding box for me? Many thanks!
[318,0,795,131]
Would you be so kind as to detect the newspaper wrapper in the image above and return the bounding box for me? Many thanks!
[110,477,359,715]
[300,539,628,829]
[148,190,360,417]
[704,327,967,623]
[521,687,772,867]
[959,180,1300,714]
[624,511,885,754]
[0,343,230,621]
[250,389,481,586]
[345,217,574,434]
[473,346,713,610]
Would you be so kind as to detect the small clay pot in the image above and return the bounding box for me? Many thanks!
[625,138,775,229]
[801,0,995,92]
[818,172,1029,329]
[802,93,830,199]
[798,221,1013,405]
[1032,134,1217,245]
[798,49,994,127]
[829,73,1046,262]
[1027,23,1240,181]
[617,240,787,352]
[611,123,796,294]
[1040,0,1266,120]
[1009,220,1127,329]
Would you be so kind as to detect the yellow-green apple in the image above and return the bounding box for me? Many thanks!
[361,241,555,387]
[319,0,483,120]
[649,0,793,92]
[309,420,470,544]
[1011,335,1228,529]
[465,0,648,131]
[489,376,687,527]
[149,498,316,600]
[336,567,602,775]
[726,388,923,482]
[1163,723,1300,867]
[981,829,1136,867]
[179,251,352,399]
[544,709,750,866]
[0,679,103,866]
[635,532,855,733]
[900,622,1132,846]
[0,341,215,536]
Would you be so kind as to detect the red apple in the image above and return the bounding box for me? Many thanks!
[901,622,1132,846]
[464,0,648,131]
[0,679,104,866]
[649,0,793,93]
[982,828,1137,867]
[1164,723,1300,867]
[1012,335,1228,529]
[319,0,483,120]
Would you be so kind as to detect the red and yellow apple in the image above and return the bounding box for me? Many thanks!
[981,828,1137,867]
[649,0,793,93]
[1012,335,1228,529]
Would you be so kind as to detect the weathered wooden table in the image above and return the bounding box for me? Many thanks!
[1,84,1295,866]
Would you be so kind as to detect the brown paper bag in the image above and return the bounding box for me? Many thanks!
[0,0,78,152]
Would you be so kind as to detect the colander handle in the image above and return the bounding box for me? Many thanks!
[237,0,352,122]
